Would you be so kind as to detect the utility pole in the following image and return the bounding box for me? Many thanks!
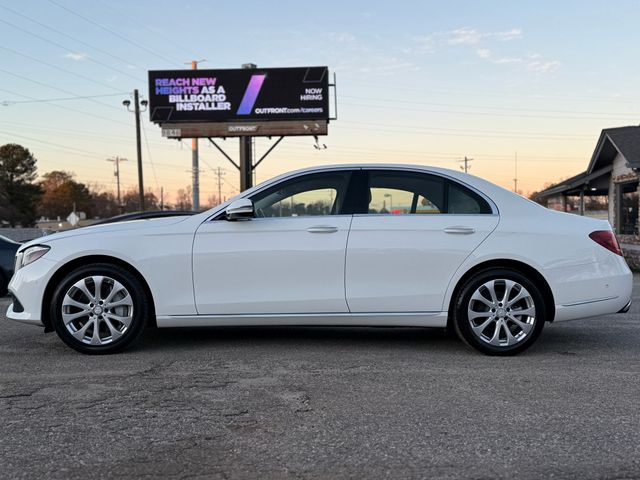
[107,156,127,213]
[122,90,148,211]
[160,186,164,211]
[459,156,473,173]
[514,151,518,193]
[188,59,205,211]
[214,167,225,205]
[239,62,257,191]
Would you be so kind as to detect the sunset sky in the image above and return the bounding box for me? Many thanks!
[1,0,639,203]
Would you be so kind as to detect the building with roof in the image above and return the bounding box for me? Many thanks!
[536,126,640,235]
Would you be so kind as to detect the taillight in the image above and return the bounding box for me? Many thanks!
[589,230,623,256]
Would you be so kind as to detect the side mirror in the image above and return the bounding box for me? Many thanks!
[225,198,254,221]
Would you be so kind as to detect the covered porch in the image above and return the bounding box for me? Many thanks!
[536,166,611,217]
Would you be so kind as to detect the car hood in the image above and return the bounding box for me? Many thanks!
[21,216,193,250]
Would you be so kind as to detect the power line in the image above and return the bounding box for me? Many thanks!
[343,79,640,104]
[0,119,174,149]
[335,124,593,142]
[340,120,592,138]
[99,2,203,61]
[140,116,160,189]
[0,83,131,126]
[1,92,129,105]
[276,142,587,162]
[0,129,110,158]
[341,102,639,122]
[280,138,588,160]
[0,17,143,83]
[48,0,182,66]
[0,72,124,114]
[341,95,640,118]
[0,3,146,72]
[0,45,126,94]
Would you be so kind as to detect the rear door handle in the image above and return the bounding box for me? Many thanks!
[444,226,476,235]
[307,225,339,234]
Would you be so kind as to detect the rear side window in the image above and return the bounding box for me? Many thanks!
[363,170,492,215]
[368,171,445,214]
[447,182,492,214]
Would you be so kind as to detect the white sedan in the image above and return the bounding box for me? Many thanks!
[7,164,632,355]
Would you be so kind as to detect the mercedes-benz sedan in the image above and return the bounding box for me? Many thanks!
[7,165,632,355]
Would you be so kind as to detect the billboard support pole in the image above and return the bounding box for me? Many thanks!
[208,139,240,170]
[239,63,258,192]
[239,136,253,191]
[253,136,283,169]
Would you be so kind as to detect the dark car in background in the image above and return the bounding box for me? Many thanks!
[0,235,20,297]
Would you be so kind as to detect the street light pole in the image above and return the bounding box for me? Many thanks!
[384,193,393,212]
[134,89,144,211]
[123,90,148,211]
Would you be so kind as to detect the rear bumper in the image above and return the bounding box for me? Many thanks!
[546,248,633,322]
[554,293,632,322]
[618,300,632,313]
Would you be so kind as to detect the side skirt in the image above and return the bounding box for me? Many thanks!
[156,312,449,328]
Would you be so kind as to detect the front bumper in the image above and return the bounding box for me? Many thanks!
[6,257,58,327]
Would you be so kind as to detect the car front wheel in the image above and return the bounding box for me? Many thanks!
[51,263,149,354]
[452,268,546,356]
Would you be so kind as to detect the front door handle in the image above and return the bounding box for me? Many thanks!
[444,226,476,235]
[307,225,339,234]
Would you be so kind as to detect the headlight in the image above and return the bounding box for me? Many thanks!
[16,245,50,270]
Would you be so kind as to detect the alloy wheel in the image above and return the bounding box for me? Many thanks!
[61,275,134,345]
[467,279,536,347]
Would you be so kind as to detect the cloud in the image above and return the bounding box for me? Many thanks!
[526,59,561,73]
[445,28,484,45]
[475,48,561,73]
[64,52,88,61]
[475,48,492,59]
[492,28,523,42]
[417,31,561,74]
[325,32,357,44]
[417,27,523,49]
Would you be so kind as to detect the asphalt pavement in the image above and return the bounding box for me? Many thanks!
[1,278,640,480]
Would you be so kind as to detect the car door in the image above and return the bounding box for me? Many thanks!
[192,169,356,315]
[345,169,499,313]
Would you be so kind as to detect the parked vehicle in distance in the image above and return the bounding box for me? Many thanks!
[6,165,633,355]
[0,235,20,297]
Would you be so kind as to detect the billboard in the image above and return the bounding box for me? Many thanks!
[148,66,329,124]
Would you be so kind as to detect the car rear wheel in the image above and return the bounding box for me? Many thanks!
[452,268,546,356]
[51,263,149,354]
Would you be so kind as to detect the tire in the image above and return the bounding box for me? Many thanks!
[51,263,149,354]
[452,268,546,356]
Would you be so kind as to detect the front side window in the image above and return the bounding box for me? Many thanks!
[252,171,352,218]
[365,170,492,215]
